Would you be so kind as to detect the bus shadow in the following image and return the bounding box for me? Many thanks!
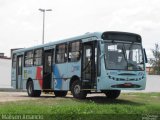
[78,96,144,106]
[18,94,73,99]
[19,94,144,106]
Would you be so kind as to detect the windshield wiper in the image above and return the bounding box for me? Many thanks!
[122,44,127,62]
[129,42,134,50]
[122,44,129,70]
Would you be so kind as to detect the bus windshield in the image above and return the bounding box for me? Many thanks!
[105,42,144,71]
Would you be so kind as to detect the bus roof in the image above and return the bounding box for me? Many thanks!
[12,32,102,54]
[12,31,141,54]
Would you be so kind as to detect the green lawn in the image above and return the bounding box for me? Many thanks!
[0,92,160,120]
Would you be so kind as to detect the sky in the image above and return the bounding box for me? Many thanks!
[0,0,160,58]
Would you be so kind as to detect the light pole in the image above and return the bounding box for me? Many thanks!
[39,8,52,44]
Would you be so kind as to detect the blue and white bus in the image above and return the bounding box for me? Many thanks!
[11,31,147,99]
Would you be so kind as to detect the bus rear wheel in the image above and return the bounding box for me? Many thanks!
[27,81,41,97]
[104,90,121,99]
[54,91,68,97]
[71,80,87,99]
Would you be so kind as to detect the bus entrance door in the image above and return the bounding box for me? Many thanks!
[43,49,52,89]
[82,41,97,90]
[16,55,23,89]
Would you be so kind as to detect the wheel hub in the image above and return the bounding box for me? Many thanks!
[74,85,80,94]
[28,84,32,94]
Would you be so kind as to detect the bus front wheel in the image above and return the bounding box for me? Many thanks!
[71,80,87,99]
[104,90,121,99]
[54,91,68,97]
[27,81,41,97]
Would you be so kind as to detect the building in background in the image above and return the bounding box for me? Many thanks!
[0,53,11,59]
[0,53,11,88]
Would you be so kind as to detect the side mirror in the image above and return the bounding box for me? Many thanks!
[143,48,148,63]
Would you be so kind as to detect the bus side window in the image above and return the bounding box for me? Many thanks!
[68,41,81,62]
[34,49,42,66]
[12,54,16,68]
[24,51,33,67]
[56,44,67,63]
[52,49,55,64]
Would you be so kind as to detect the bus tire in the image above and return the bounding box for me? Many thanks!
[54,91,68,97]
[71,80,87,99]
[27,81,41,97]
[105,90,121,99]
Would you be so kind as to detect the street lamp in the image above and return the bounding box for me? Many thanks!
[39,8,52,44]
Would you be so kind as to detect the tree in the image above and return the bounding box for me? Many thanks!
[149,43,160,75]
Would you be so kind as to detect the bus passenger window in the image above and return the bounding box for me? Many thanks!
[34,49,42,66]
[56,44,67,63]
[12,54,16,68]
[68,41,81,62]
[48,56,51,66]
[24,51,33,67]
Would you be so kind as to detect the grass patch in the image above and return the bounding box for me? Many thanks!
[0,92,160,120]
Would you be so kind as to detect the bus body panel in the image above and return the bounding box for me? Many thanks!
[97,69,146,90]
[33,80,42,90]
[11,69,16,81]
[67,61,81,79]
[11,69,16,89]
[23,66,43,90]
[23,67,37,80]
[53,64,69,90]
[53,56,81,91]
[11,80,16,89]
